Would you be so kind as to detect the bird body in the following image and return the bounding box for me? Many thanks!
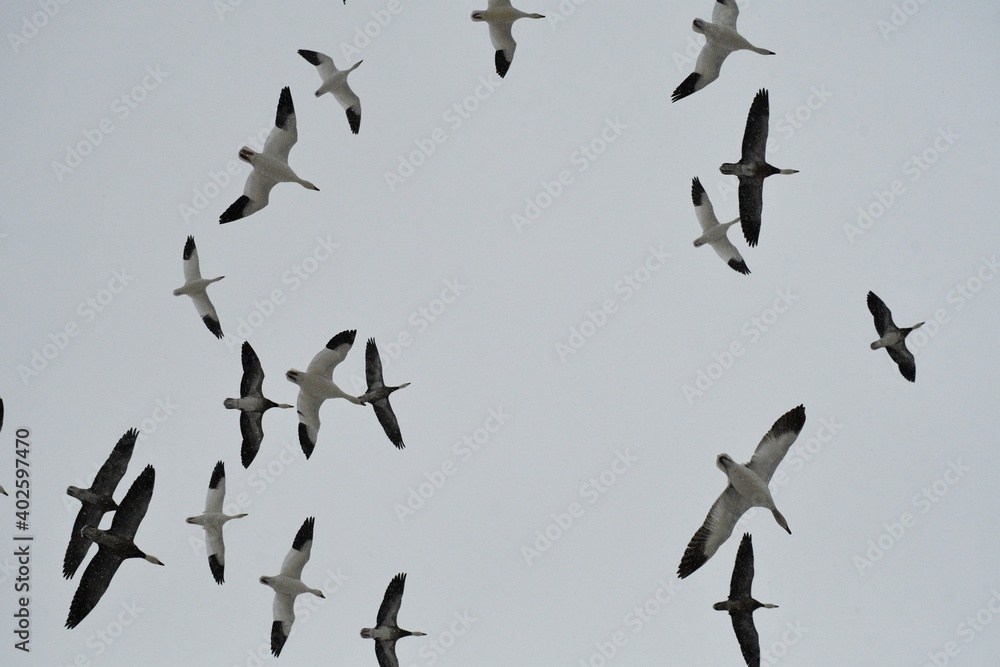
[261,517,324,657]
[186,461,247,584]
[713,534,778,667]
[691,176,749,275]
[358,338,410,449]
[471,1,545,78]
[298,49,362,134]
[361,572,426,667]
[173,236,224,338]
[867,291,923,382]
[225,342,293,467]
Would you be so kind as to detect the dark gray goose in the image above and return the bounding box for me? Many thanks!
[714,533,778,667]
[867,291,923,382]
[225,341,293,467]
[719,89,798,247]
[185,461,247,584]
[64,428,138,579]
[261,517,325,657]
[66,465,163,628]
[361,572,426,667]
[172,236,224,338]
[298,49,362,134]
[359,338,410,449]
[678,405,806,578]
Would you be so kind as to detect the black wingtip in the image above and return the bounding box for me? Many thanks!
[298,422,315,459]
[298,49,321,66]
[326,329,357,351]
[346,107,361,135]
[495,50,510,78]
[292,516,315,551]
[275,86,294,131]
[672,72,701,103]
[208,461,225,490]
[220,195,251,224]
[183,235,196,259]
[203,315,224,339]
[775,405,806,435]
[208,553,225,585]
[691,176,705,207]
[678,523,712,579]
[728,258,751,275]
[271,621,287,657]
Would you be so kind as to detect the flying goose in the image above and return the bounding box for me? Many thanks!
[186,461,247,585]
[720,89,798,247]
[225,341,293,468]
[714,533,778,667]
[64,428,138,579]
[172,236,224,339]
[66,465,163,629]
[361,573,426,667]
[678,405,806,578]
[298,49,362,134]
[691,176,749,275]
[0,398,5,496]
[471,1,545,78]
[672,0,774,102]
[867,291,923,382]
[219,86,319,224]
[261,517,325,657]
[286,330,362,459]
[359,338,410,449]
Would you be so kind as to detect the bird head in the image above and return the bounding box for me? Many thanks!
[470,11,485,21]
[716,454,734,472]
[692,18,707,34]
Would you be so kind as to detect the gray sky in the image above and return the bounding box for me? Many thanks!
[2,0,1000,664]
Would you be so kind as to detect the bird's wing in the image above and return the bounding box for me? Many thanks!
[737,176,764,248]
[0,397,4,432]
[373,399,405,449]
[296,392,323,459]
[729,533,755,600]
[866,291,895,337]
[192,292,224,339]
[280,517,315,579]
[63,504,102,579]
[205,460,226,513]
[886,342,917,382]
[91,428,138,494]
[270,595,295,657]
[746,405,806,483]
[671,42,729,102]
[741,89,770,163]
[108,465,155,540]
[376,572,406,627]
[65,548,125,628]
[692,176,720,232]
[710,235,751,276]
[730,612,762,667]
[182,235,203,282]
[713,0,739,30]
[332,83,362,134]
[678,485,750,578]
[264,86,298,163]
[489,23,516,78]
[488,0,513,8]
[375,639,400,667]
[365,338,385,391]
[306,330,357,378]
[219,174,271,223]
[240,341,266,397]
[240,411,265,468]
[206,526,226,585]
[297,49,339,80]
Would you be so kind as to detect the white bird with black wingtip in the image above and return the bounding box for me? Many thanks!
[471,1,545,78]
[186,461,247,585]
[261,517,325,657]
[173,236,224,338]
[298,49,363,134]
[691,176,749,275]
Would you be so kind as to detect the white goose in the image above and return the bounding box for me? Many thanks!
[678,405,806,579]
[185,461,247,585]
[285,330,362,459]
[261,517,325,657]
[298,49,362,135]
[672,0,774,102]
[172,236,224,339]
[471,1,545,78]
[219,87,319,224]
[691,176,749,275]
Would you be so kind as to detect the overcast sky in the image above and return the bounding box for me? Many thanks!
[2,1,1000,665]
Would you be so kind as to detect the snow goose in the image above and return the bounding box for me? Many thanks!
[66,465,163,629]
[361,573,426,667]
[225,341,293,467]
[186,461,247,585]
[720,89,798,247]
[172,236,224,339]
[298,49,362,134]
[471,1,545,78]
[867,291,923,382]
[286,330,362,459]
[261,517,325,657]
[672,0,774,102]
[713,533,778,667]
[64,428,138,579]
[691,176,749,275]
[219,86,319,224]
[678,405,806,578]
[359,338,410,450]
